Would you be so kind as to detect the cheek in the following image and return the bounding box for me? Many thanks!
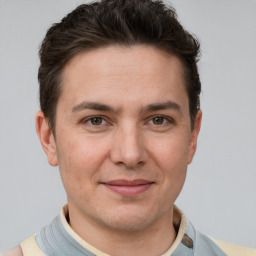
[56,133,113,192]
[149,133,190,170]
[149,133,189,192]
[56,139,99,189]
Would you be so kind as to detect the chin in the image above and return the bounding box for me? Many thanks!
[106,218,154,232]
[98,207,162,232]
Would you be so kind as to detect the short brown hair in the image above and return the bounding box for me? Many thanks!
[38,0,201,133]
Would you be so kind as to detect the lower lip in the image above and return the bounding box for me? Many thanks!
[104,183,153,197]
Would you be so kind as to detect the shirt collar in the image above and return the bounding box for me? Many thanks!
[60,204,193,256]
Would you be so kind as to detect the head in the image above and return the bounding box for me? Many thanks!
[38,0,201,134]
[36,0,202,242]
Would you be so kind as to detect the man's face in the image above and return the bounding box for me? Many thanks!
[38,45,201,232]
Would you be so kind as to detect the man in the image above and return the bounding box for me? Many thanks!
[4,0,256,255]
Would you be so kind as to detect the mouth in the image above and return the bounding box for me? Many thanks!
[101,179,154,197]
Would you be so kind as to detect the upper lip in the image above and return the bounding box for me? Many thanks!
[102,179,154,186]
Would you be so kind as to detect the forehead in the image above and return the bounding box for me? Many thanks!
[63,45,185,81]
[59,45,188,112]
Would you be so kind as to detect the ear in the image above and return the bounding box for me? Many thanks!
[35,111,58,166]
[187,110,202,164]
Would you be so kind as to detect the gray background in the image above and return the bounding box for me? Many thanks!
[0,0,255,252]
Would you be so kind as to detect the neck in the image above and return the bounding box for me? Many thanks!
[68,205,176,256]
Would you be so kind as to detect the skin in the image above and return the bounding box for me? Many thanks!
[36,45,201,256]
[3,246,23,256]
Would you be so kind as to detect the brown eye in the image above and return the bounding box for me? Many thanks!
[90,117,103,125]
[152,116,165,125]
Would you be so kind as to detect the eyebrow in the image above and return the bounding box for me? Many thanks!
[72,100,181,113]
[143,101,181,113]
[72,101,115,113]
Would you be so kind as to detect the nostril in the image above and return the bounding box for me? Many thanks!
[110,131,148,167]
[137,161,145,166]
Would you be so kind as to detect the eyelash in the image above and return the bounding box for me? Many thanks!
[147,115,175,126]
[82,116,107,126]
[81,115,175,128]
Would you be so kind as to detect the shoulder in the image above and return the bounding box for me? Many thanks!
[2,246,23,256]
[211,238,256,256]
[192,229,256,256]
[3,234,44,256]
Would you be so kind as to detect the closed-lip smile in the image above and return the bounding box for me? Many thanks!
[101,179,154,197]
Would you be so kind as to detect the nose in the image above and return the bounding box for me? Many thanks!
[110,125,148,168]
